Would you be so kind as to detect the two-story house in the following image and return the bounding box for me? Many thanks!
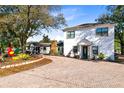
[63,23,115,61]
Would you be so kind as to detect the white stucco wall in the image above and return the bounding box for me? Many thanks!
[40,47,50,54]
[64,24,115,60]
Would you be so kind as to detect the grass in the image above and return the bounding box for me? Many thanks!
[0,58,52,77]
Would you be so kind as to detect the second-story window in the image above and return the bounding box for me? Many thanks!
[96,27,108,36]
[67,31,75,39]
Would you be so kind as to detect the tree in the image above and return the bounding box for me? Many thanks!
[0,7,20,52]
[40,34,51,43]
[0,6,22,52]
[0,5,66,52]
[96,5,124,55]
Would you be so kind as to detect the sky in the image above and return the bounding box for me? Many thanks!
[27,5,107,42]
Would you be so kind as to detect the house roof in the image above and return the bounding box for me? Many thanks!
[78,38,92,46]
[27,42,51,47]
[40,43,51,47]
[27,41,64,47]
[26,42,39,46]
[63,23,115,32]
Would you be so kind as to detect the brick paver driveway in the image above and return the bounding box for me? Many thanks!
[0,55,124,88]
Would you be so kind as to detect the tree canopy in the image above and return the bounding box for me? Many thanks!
[96,5,124,54]
[39,34,51,43]
[0,5,66,52]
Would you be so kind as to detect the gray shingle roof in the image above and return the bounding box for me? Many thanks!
[63,23,115,31]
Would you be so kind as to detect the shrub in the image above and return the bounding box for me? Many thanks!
[115,53,118,60]
[12,56,20,61]
[0,57,5,62]
[18,53,30,60]
[98,53,105,60]
[50,50,58,56]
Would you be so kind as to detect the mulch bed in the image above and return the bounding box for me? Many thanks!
[0,55,43,66]
[116,54,124,63]
[0,58,52,77]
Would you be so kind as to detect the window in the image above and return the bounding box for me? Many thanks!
[92,46,98,55]
[58,47,60,51]
[73,46,78,53]
[96,27,108,36]
[43,47,46,50]
[67,31,75,39]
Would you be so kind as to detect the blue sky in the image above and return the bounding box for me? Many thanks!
[27,5,107,42]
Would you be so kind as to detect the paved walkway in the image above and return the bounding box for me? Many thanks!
[0,55,124,88]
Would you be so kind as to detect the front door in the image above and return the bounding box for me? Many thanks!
[82,46,88,59]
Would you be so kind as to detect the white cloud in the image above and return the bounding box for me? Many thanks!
[71,8,79,12]
[27,29,64,42]
[50,29,64,41]
[52,8,79,17]
[53,35,64,41]
[66,15,75,21]
[66,13,87,21]
[62,7,87,22]
[62,8,79,12]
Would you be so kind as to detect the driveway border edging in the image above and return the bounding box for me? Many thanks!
[0,57,44,69]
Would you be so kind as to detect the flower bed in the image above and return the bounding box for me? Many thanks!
[0,58,52,77]
[0,54,43,67]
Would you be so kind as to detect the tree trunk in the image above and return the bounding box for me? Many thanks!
[19,37,27,53]
[20,37,24,53]
[120,43,124,55]
[23,39,27,53]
